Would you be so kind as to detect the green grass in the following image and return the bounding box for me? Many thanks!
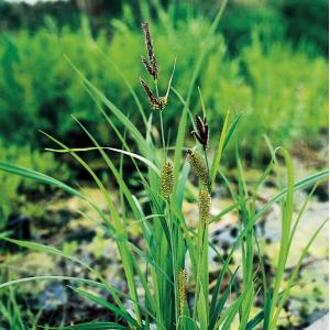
[0,1,328,329]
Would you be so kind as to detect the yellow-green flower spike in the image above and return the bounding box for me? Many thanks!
[187,149,208,185]
[199,186,210,225]
[160,161,174,199]
[178,268,187,316]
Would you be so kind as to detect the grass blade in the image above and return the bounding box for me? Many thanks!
[210,110,231,188]
[0,162,83,199]
[60,322,127,330]
[270,218,329,328]
[72,287,138,327]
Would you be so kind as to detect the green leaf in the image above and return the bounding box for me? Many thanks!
[173,94,188,187]
[209,268,239,330]
[268,148,294,323]
[210,169,329,224]
[246,310,264,330]
[270,218,329,329]
[256,169,328,220]
[72,287,138,327]
[0,276,106,291]
[60,322,126,330]
[0,161,106,222]
[0,162,83,199]
[46,146,160,175]
[64,55,151,158]
[223,114,241,152]
[210,110,231,187]
[0,238,97,274]
[215,291,246,329]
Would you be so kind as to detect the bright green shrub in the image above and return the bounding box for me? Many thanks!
[194,31,328,161]
[238,33,328,159]
[0,16,327,164]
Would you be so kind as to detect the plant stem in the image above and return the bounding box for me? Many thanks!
[154,79,166,161]
[203,147,211,192]
[160,111,166,161]
[166,199,179,328]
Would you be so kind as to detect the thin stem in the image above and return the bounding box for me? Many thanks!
[154,79,166,161]
[203,147,211,192]
[160,111,166,161]
[166,199,179,328]
[155,79,160,98]
[193,148,211,323]
[193,216,208,324]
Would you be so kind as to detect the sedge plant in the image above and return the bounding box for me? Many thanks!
[0,3,328,329]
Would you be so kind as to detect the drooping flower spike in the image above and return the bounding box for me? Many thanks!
[140,78,167,110]
[191,115,209,149]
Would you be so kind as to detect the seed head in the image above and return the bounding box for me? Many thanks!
[141,56,155,78]
[157,96,168,110]
[140,78,167,110]
[191,115,209,149]
[187,149,209,185]
[140,78,158,106]
[199,186,210,225]
[160,162,174,199]
[141,22,158,80]
[178,268,187,315]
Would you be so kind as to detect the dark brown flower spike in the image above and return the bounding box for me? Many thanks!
[191,115,209,149]
[141,56,155,78]
[140,78,167,110]
[141,22,158,80]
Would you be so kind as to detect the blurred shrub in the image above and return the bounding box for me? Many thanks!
[201,31,328,161]
[0,17,327,166]
[0,20,223,145]
[239,33,328,158]
[0,142,69,228]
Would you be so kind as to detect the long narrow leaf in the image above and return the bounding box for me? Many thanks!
[210,110,231,187]
[46,146,159,175]
[0,162,83,199]
[72,287,138,327]
[60,322,126,330]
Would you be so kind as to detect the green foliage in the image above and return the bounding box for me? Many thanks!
[2,2,329,152]
[0,142,69,228]
[0,286,25,330]
[0,19,327,165]
[237,33,328,160]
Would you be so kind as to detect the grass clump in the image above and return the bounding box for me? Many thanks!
[0,4,328,329]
